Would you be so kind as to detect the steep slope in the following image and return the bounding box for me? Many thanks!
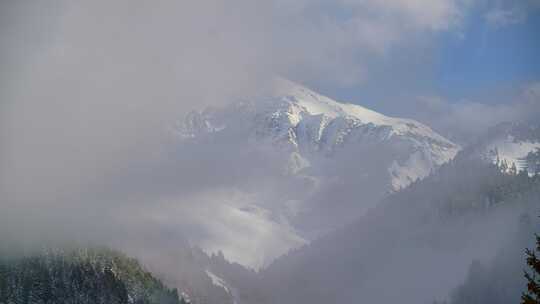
[171,79,460,268]
[178,79,459,190]
[467,122,540,175]
[254,153,540,304]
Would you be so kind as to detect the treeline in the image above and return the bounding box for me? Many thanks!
[386,152,540,220]
[258,151,540,304]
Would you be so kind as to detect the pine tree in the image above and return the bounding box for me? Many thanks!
[500,159,508,173]
[522,233,540,304]
[0,264,8,304]
[0,248,184,304]
[180,297,189,304]
[511,162,518,175]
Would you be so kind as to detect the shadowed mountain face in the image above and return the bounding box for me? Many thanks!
[240,153,540,304]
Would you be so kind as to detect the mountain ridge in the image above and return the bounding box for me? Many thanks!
[177,78,460,190]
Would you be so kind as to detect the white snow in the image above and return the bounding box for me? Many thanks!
[173,78,461,268]
[205,270,230,293]
[272,78,388,124]
[485,135,540,173]
[271,78,457,145]
[262,79,460,189]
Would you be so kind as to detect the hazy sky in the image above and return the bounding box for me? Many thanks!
[2,1,539,113]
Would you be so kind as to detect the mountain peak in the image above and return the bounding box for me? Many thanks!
[270,78,389,124]
[178,78,459,189]
[262,79,457,147]
[173,79,461,267]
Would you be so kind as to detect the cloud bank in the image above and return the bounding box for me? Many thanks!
[2,0,536,271]
[410,82,540,144]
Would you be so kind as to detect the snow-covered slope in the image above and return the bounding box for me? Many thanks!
[178,79,459,189]
[172,79,460,268]
[473,122,540,175]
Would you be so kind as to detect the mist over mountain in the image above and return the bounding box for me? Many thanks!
[466,122,540,175]
[168,79,461,267]
[236,148,540,304]
[2,1,540,304]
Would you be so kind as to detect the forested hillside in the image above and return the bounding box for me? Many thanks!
[254,153,540,304]
[0,247,188,304]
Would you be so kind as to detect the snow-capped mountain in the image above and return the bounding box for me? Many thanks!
[471,122,540,175]
[170,79,461,268]
[177,79,460,190]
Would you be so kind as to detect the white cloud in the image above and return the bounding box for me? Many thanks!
[341,0,464,30]
[483,0,540,29]
[0,0,477,206]
[0,0,490,270]
[273,0,469,86]
[411,82,540,144]
[485,7,526,28]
